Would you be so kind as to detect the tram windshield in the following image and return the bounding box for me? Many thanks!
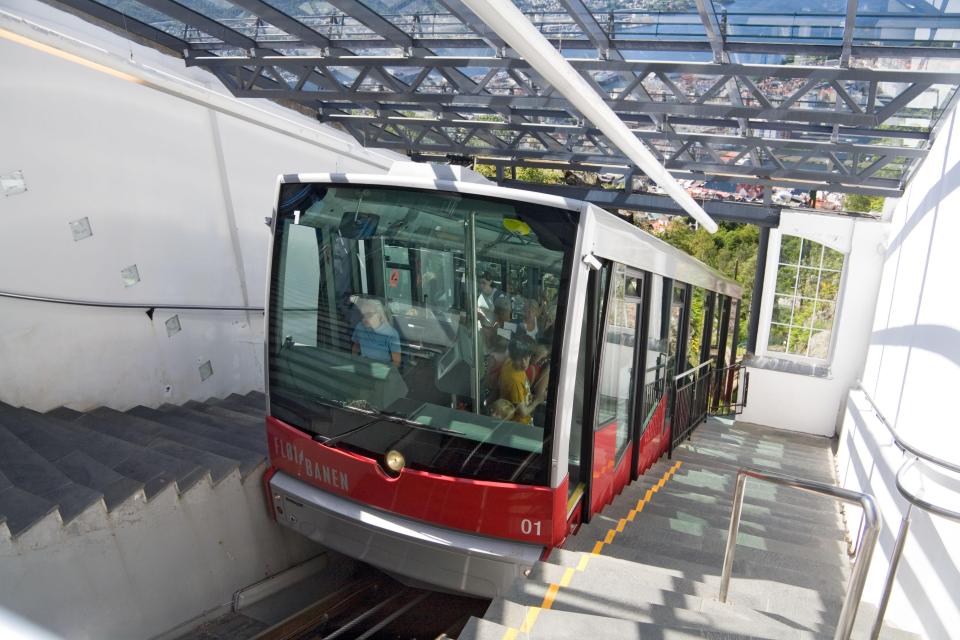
[267,183,577,486]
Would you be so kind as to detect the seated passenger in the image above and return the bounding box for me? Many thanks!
[499,337,537,425]
[351,299,401,367]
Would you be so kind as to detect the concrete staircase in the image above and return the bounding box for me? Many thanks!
[0,392,319,640]
[459,418,917,640]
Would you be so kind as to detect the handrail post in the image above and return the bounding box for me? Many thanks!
[869,505,912,640]
[718,472,747,602]
[718,468,881,640]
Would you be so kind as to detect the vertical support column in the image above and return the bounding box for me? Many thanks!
[746,226,770,354]
[464,210,482,413]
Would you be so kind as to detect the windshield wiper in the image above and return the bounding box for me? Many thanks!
[318,409,470,447]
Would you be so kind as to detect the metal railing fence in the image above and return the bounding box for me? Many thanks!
[668,359,713,457]
[719,467,881,640]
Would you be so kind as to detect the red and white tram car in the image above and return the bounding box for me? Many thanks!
[263,163,742,597]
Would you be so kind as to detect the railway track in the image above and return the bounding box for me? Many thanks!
[251,569,488,640]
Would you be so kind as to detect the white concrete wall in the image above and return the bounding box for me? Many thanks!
[0,2,398,412]
[836,105,960,639]
[739,211,887,436]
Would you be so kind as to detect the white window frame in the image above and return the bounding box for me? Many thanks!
[757,229,847,365]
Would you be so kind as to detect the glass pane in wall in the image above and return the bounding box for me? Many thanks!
[776,266,798,294]
[768,234,846,362]
[768,325,789,352]
[808,331,830,359]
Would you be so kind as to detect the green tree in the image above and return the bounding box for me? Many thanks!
[843,194,885,214]
[650,218,759,357]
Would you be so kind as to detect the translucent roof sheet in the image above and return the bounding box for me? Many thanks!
[71,0,960,199]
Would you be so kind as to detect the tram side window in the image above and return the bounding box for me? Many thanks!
[642,276,668,428]
[595,265,636,459]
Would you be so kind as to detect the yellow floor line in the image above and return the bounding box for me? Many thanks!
[499,460,683,639]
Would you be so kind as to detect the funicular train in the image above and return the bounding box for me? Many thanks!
[263,163,742,597]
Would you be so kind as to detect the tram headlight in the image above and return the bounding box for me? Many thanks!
[385,449,406,474]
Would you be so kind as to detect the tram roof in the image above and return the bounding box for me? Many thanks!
[52,0,960,215]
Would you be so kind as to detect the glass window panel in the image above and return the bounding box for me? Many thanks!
[787,327,811,356]
[766,236,845,362]
[779,235,801,264]
[808,331,830,359]
[813,301,836,330]
[794,298,817,329]
[800,239,823,267]
[772,295,795,324]
[798,267,819,299]
[818,271,842,302]
[775,265,798,295]
[596,266,639,460]
[768,324,789,352]
[823,246,845,271]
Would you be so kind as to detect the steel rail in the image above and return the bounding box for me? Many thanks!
[673,358,714,382]
[0,289,263,312]
[856,385,960,638]
[719,467,880,640]
[857,383,960,474]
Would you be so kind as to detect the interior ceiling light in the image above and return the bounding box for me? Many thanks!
[0,27,142,85]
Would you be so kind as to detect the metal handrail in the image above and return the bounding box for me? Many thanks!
[673,358,713,382]
[858,383,960,474]
[719,467,881,640]
[869,456,960,639]
[0,289,263,312]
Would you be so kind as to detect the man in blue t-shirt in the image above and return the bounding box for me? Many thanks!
[351,299,401,367]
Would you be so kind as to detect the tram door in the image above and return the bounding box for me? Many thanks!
[589,265,643,513]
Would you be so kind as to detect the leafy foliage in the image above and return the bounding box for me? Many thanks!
[843,194,885,214]
[647,218,760,355]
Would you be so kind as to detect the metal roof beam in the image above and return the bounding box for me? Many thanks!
[329,116,926,157]
[461,157,905,197]
[232,89,894,127]
[230,0,330,48]
[693,0,726,63]
[189,55,960,84]
[498,182,782,227]
[135,0,256,49]
[323,0,413,48]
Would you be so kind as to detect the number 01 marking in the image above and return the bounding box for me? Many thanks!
[520,518,542,536]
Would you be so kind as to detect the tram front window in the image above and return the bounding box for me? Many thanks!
[267,183,576,486]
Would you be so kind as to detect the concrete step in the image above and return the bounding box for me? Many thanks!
[632,463,842,516]
[570,511,851,582]
[671,445,837,484]
[692,427,835,459]
[563,527,850,597]
[0,406,180,499]
[485,597,809,640]
[545,549,845,618]
[132,405,266,455]
[0,423,103,525]
[506,563,834,638]
[44,406,84,421]
[597,479,846,539]
[0,483,59,537]
[163,406,267,444]
[55,450,144,510]
[126,406,266,476]
[583,509,849,557]
[211,393,265,413]
[78,409,238,485]
[457,613,760,640]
